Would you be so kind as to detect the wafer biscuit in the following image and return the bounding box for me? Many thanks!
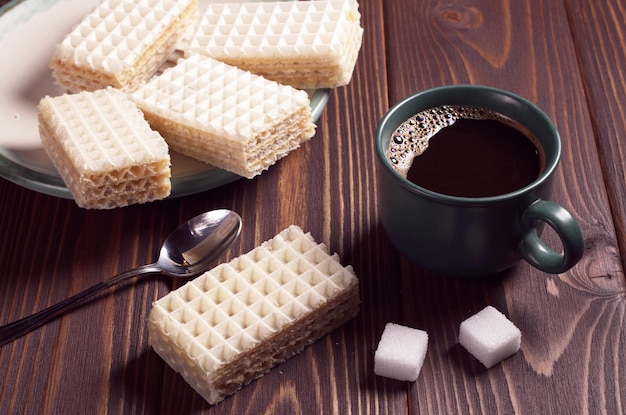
[148,225,360,405]
[187,0,363,89]
[50,0,199,93]
[38,87,171,209]
[130,54,316,178]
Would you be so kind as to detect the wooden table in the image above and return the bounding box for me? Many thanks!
[1,0,625,413]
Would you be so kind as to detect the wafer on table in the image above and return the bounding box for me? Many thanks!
[186,0,363,89]
[38,87,171,209]
[148,225,360,405]
[130,54,316,178]
[50,0,199,92]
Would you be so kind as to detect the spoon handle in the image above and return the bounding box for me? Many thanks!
[0,264,160,347]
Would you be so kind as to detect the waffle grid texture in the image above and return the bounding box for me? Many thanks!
[131,54,316,178]
[38,87,171,209]
[148,225,360,404]
[50,0,199,92]
[186,0,363,88]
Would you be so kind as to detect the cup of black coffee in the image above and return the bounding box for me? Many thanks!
[375,85,584,276]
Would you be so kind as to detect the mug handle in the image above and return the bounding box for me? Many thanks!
[517,200,585,274]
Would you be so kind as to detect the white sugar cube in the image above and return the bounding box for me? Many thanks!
[458,306,521,368]
[374,323,428,381]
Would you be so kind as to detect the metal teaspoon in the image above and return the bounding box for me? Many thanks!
[0,209,242,347]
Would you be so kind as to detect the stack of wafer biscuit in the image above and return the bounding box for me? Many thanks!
[187,0,363,89]
[38,87,171,209]
[148,225,360,405]
[40,0,364,207]
[50,0,199,92]
[131,54,316,178]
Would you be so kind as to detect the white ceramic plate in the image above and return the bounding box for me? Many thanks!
[0,0,329,199]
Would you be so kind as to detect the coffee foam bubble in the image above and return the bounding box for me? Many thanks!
[386,105,517,177]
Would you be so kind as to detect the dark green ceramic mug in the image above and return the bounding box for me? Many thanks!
[375,85,584,276]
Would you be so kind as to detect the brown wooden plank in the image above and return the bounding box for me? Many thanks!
[0,188,178,414]
[383,0,625,414]
[565,0,626,262]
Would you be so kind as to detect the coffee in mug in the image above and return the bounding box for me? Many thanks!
[386,106,544,198]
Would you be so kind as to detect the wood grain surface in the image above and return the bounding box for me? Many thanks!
[1,0,625,414]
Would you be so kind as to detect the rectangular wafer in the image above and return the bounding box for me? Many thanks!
[130,54,316,178]
[38,87,171,209]
[148,225,360,404]
[50,0,199,92]
[186,0,363,89]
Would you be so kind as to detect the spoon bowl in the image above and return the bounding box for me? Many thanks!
[0,209,242,347]
[156,209,242,276]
